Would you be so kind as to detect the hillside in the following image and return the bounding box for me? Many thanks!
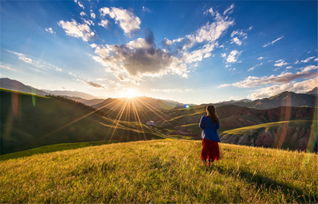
[45,90,97,100]
[0,78,99,100]
[1,78,316,153]
[221,120,318,152]
[63,96,105,107]
[2,78,316,111]
[92,97,183,122]
[93,96,183,111]
[0,139,317,203]
[307,87,318,95]
[0,78,47,96]
[0,89,163,154]
[213,89,317,109]
[159,105,316,134]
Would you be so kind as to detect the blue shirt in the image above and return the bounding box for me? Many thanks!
[199,115,221,142]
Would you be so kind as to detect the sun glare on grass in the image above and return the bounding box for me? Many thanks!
[121,88,140,99]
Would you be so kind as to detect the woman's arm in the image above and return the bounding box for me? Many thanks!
[199,116,205,129]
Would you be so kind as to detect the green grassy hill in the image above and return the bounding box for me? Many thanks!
[159,105,316,132]
[0,89,163,154]
[0,139,317,203]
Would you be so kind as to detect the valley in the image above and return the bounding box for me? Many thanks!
[1,78,317,154]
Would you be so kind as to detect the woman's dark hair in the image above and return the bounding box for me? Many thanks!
[206,105,219,125]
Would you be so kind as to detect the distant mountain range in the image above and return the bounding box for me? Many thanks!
[1,77,317,110]
[0,78,183,108]
[45,90,97,100]
[93,97,183,111]
[306,87,318,95]
[0,78,98,100]
[0,78,47,96]
[1,77,317,153]
[213,89,317,109]
[159,104,316,135]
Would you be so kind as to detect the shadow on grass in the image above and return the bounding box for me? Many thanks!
[214,165,317,203]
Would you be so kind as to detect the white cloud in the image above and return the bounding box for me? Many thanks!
[248,77,318,99]
[90,43,97,48]
[98,19,109,28]
[181,43,215,64]
[286,65,293,69]
[248,62,263,72]
[185,16,233,48]
[263,36,284,48]
[274,59,288,67]
[231,37,242,45]
[257,56,264,60]
[57,19,95,42]
[90,12,96,19]
[219,65,318,88]
[204,8,215,16]
[167,6,234,51]
[6,50,102,89]
[162,37,184,46]
[226,50,240,63]
[7,50,33,64]
[99,7,141,36]
[230,30,247,46]
[45,27,55,34]
[74,0,84,9]
[0,63,16,72]
[7,50,64,73]
[300,56,315,63]
[92,7,234,82]
[80,11,86,16]
[223,4,235,15]
[82,18,94,26]
[151,88,192,93]
[230,30,247,38]
[295,56,316,64]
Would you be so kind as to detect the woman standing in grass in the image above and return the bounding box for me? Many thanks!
[199,105,221,167]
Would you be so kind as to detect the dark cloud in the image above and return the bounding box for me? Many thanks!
[93,30,181,80]
[86,81,103,88]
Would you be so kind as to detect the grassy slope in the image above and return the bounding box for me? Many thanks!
[0,88,47,97]
[160,105,316,137]
[0,89,164,153]
[223,120,314,134]
[0,141,113,161]
[0,139,317,203]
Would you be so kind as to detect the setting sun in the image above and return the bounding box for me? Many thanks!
[121,88,140,99]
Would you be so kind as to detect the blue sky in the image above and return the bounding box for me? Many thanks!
[0,0,317,104]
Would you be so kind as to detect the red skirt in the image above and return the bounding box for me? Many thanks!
[201,139,220,162]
